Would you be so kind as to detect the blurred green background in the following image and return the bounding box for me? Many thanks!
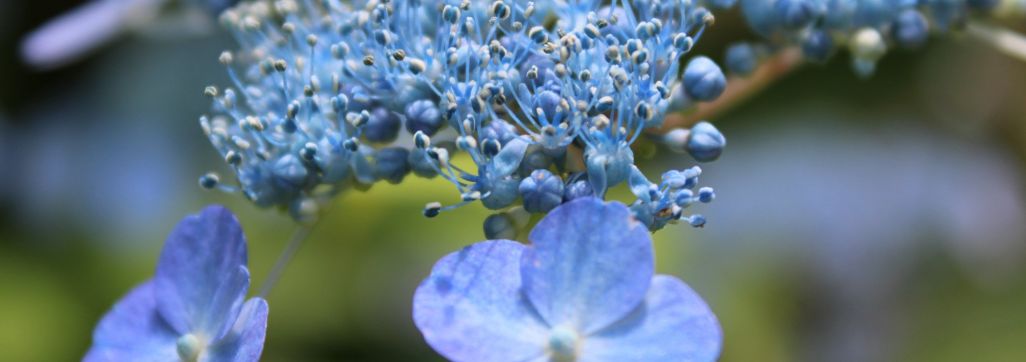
[2,1,1026,361]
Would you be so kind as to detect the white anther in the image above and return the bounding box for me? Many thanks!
[242,116,264,131]
[232,137,251,150]
[219,51,233,65]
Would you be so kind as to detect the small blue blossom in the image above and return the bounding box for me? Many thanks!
[404,100,444,136]
[724,43,759,75]
[85,206,268,362]
[430,136,531,212]
[801,29,835,63]
[483,213,518,240]
[483,208,530,240]
[686,121,728,162]
[519,169,565,213]
[363,108,402,144]
[413,198,721,362]
[563,172,596,202]
[774,0,818,30]
[683,56,728,101]
[892,9,930,49]
[627,165,713,231]
[371,147,412,184]
[661,121,727,163]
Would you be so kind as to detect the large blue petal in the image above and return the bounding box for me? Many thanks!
[205,298,270,362]
[579,275,722,362]
[84,280,180,362]
[156,205,249,341]
[521,197,654,334]
[413,240,549,362]
[20,0,133,69]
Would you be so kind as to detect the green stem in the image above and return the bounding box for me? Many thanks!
[257,223,315,299]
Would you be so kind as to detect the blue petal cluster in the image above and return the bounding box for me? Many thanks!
[85,206,268,362]
[413,197,722,362]
[200,0,726,231]
[729,0,1005,76]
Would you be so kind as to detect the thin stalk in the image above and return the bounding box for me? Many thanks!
[657,47,803,132]
[967,21,1026,63]
[257,223,315,299]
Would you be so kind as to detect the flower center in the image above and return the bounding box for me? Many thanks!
[176,333,207,362]
[548,325,580,361]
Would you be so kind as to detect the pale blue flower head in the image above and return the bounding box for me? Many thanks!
[413,198,722,361]
[202,0,727,231]
[85,206,268,362]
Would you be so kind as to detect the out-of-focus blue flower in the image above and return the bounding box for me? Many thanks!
[891,9,930,49]
[774,0,818,30]
[724,43,759,75]
[730,0,1021,76]
[202,0,726,231]
[413,198,721,362]
[801,29,834,63]
[20,0,236,69]
[84,206,268,362]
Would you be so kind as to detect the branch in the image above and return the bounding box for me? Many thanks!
[657,47,804,132]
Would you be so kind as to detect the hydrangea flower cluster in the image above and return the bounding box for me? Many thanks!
[199,0,728,231]
[85,206,268,362]
[414,197,721,362]
[724,0,1014,76]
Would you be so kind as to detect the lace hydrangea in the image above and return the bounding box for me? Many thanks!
[726,0,1019,76]
[199,0,727,231]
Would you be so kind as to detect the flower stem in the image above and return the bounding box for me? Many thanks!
[966,21,1026,63]
[257,223,315,299]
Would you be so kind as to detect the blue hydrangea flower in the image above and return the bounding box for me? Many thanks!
[201,0,727,231]
[85,206,268,362]
[413,198,721,361]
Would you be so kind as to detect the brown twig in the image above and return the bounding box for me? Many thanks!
[656,47,804,132]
